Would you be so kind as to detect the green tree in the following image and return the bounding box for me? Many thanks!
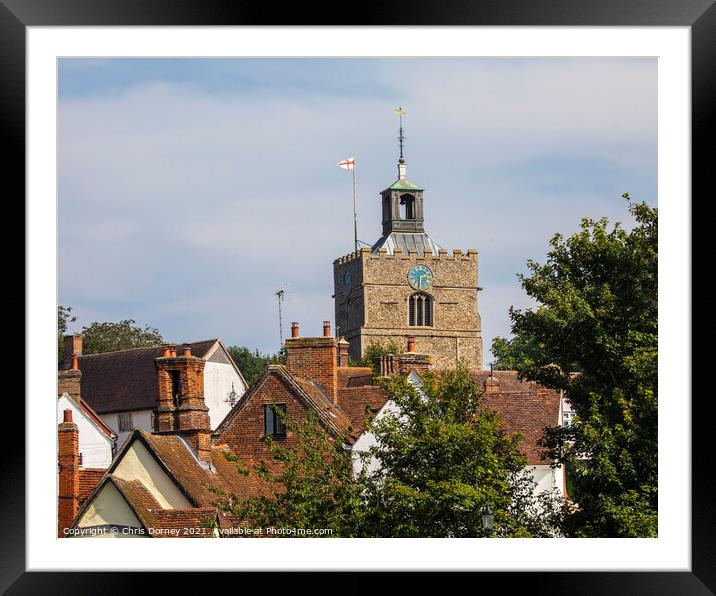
[81,319,164,354]
[490,335,541,371]
[215,408,361,537]
[361,338,404,369]
[58,305,77,361]
[503,196,657,537]
[227,346,286,386]
[357,364,561,537]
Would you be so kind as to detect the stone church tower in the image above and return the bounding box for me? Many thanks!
[333,147,483,371]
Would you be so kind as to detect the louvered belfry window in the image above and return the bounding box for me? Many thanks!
[408,293,433,327]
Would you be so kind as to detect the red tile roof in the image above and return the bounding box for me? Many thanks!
[71,428,268,536]
[78,468,106,505]
[135,429,265,504]
[214,365,389,444]
[76,340,218,414]
[471,371,562,465]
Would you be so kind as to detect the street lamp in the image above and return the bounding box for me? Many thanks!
[481,507,494,534]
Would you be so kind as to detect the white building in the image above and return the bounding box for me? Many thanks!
[57,392,117,468]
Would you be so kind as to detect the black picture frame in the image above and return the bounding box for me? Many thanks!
[5,0,706,592]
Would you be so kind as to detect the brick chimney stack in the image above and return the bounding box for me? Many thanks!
[337,337,350,367]
[58,409,80,537]
[63,334,83,361]
[285,321,338,404]
[398,335,431,376]
[154,347,212,465]
[58,363,82,403]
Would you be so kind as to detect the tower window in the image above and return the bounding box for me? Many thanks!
[400,194,416,220]
[408,293,433,327]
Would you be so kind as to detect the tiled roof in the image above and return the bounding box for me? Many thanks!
[111,476,217,537]
[471,371,562,465]
[336,367,390,439]
[337,367,374,388]
[215,365,389,445]
[76,340,218,414]
[136,429,263,504]
[78,468,106,505]
[71,428,267,535]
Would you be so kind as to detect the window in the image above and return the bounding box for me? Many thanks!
[563,411,574,428]
[264,404,287,438]
[118,413,134,433]
[408,293,433,327]
[399,194,416,220]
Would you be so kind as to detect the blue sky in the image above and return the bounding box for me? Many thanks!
[58,57,657,359]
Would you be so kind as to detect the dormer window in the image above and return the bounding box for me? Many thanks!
[400,194,416,220]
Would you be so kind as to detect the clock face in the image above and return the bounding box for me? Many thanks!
[408,264,433,290]
[344,271,352,293]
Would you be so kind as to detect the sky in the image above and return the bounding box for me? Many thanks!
[58,57,657,360]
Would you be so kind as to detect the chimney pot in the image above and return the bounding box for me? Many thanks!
[291,322,300,338]
[323,320,331,337]
[63,409,73,423]
[71,354,79,370]
[163,346,171,358]
[406,336,416,353]
[183,346,192,357]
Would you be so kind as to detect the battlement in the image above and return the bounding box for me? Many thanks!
[367,247,477,261]
[333,248,369,265]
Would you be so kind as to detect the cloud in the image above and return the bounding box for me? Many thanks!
[58,58,656,356]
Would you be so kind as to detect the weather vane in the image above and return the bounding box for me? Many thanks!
[395,105,406,160]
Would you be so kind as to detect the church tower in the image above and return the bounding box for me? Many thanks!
[333,113,483,370]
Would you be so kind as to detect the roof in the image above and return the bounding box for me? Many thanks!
[75,339,236,414]
[386,178,424,191]
[131,429,263,504]
[58,392,117,440]
[78,398,116,439]
[371,232,443,256]
[110,477,218,537]
[78,468,106,505]
[336,367,390,438]
[215,364,389,444]
[471,371,562,465]
[71,428,267,535]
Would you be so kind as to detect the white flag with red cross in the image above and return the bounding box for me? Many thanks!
[337,156,355,170]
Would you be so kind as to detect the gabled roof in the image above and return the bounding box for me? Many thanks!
[214,364,390,444]
[75,339,244,415]
[71,427,265,533]
[59,392,117,440]
[78,468,106,505]
[108,476,218,537]
[471,371,562,466]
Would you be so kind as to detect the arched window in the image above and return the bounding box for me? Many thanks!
[408,293,433,327]
[399,194,416,220]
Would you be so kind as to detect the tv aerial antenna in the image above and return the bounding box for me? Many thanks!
[275,283,291,350]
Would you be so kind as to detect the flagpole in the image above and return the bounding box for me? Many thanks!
[352,155,358,253]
